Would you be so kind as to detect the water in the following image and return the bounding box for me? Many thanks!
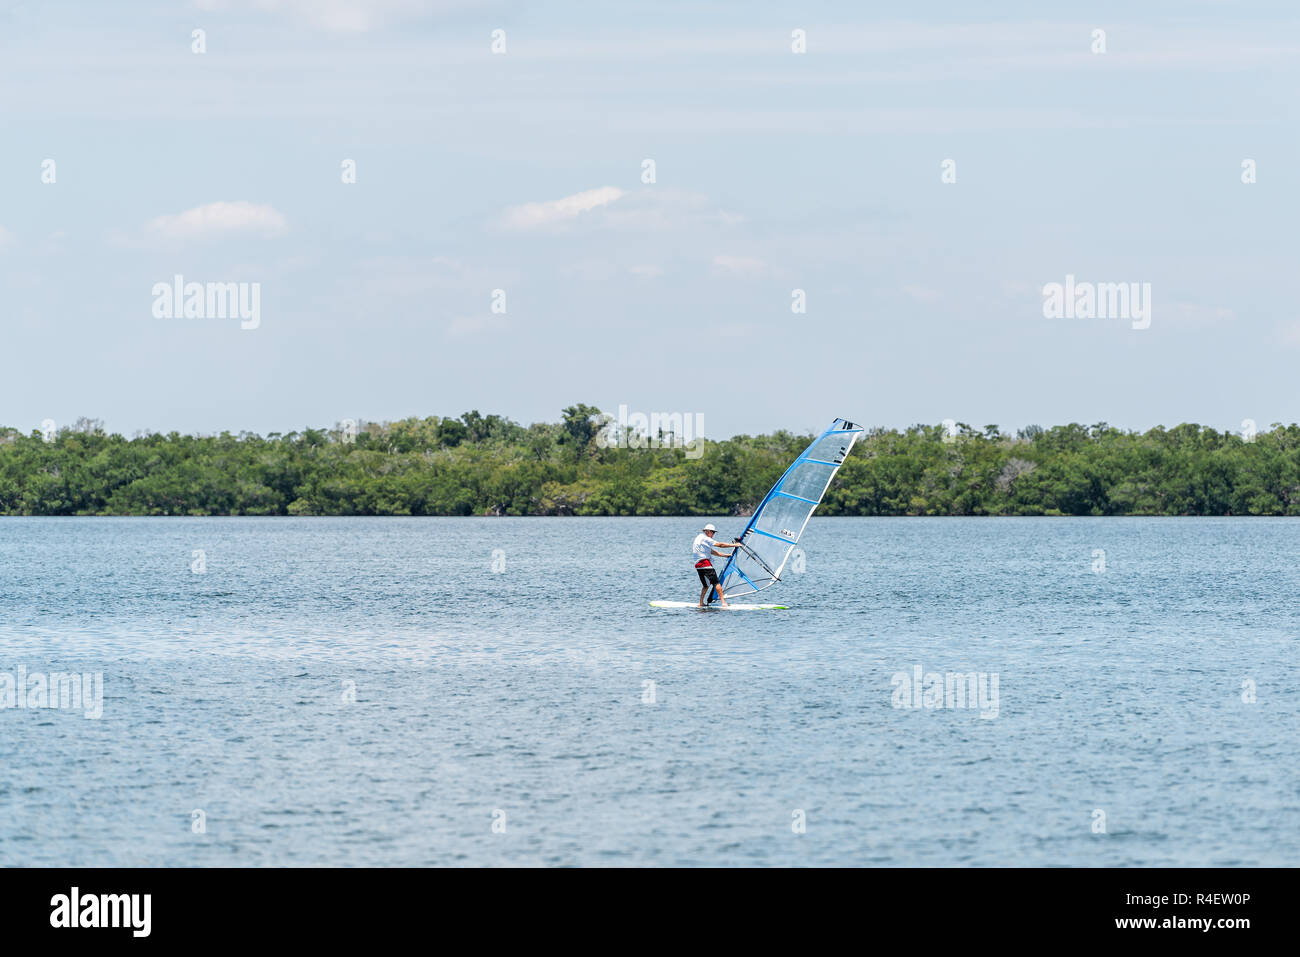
[0,517,1296,866]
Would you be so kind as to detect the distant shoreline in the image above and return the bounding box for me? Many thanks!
[4,409,1297,517]
[0,514,1289,519]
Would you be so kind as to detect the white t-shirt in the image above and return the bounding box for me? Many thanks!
[692,533,716,565]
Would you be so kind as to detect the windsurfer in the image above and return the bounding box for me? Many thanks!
[692,523,740,607]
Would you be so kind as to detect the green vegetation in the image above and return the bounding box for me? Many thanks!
[2,411,1299,516]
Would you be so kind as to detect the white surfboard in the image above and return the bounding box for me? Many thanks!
[649,600,789,610]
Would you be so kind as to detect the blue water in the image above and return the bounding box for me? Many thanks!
[0,517,1296,866]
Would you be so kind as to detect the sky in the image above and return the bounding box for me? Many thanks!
[1,0,1298,440]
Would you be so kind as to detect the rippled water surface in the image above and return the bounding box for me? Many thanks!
[1,517,1296,866]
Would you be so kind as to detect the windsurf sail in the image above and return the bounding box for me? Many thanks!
[711,417,863,601]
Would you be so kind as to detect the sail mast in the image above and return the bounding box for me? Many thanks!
[714,417,863,600]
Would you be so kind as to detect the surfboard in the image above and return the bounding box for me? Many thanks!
[649,600,789,610]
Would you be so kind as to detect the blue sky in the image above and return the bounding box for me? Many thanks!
[1,1,1297,438]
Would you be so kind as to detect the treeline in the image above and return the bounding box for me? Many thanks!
[2,407,1300,516]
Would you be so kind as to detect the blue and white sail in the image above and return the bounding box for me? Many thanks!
[713,417,863,601]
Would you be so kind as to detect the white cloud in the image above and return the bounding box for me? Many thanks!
[145,201,287,240]
[0,225,13,248]
[497,187,625,231]
[711,255,766,278]
[493,187,740,235]
[605,189,743,231]
[629,264,664,278]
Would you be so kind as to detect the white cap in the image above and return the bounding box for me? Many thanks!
[702,523,717,532]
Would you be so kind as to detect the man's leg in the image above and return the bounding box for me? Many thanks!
[715,583,729,607]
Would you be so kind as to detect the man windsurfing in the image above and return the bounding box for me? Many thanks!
[693,523,741,607]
